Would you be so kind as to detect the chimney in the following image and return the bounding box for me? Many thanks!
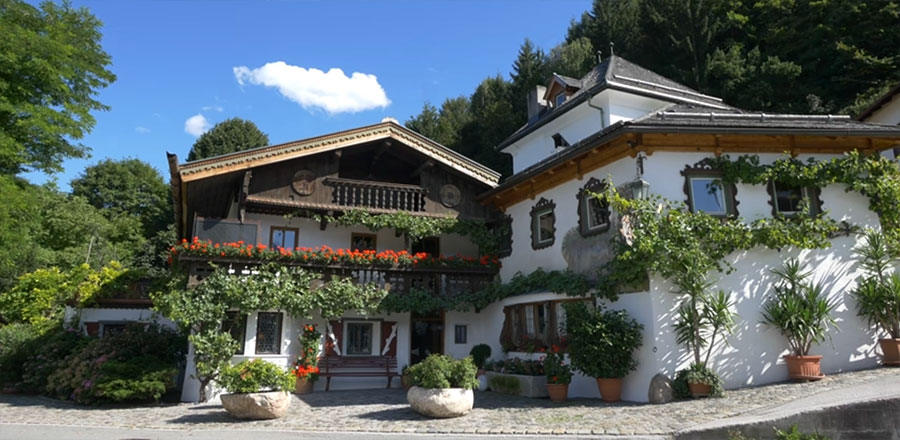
[527,85,548,122]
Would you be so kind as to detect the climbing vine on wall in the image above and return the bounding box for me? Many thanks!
[311,210,503,256]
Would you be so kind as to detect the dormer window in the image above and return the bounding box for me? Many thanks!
[552,133,569,149]
[554,92,566,107]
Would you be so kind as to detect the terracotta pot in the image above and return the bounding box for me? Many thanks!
[595,378,622,402]
[1,383,18,394]
[546,383,568,402]
[688,382,711,398]
[784,355,824,381]
[294,378,313,394]
[878,338,900,367]
[402,375,412,391]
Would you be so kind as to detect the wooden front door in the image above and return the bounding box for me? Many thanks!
[410,310,444,364]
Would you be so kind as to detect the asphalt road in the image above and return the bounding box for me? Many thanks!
[0,424,669,440]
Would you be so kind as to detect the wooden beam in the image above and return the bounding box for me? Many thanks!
[238,170,252,223]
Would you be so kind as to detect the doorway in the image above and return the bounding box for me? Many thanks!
[410,310,444,364]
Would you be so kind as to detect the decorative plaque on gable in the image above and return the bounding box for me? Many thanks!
[292,169,315,196]
[440,184,461,208]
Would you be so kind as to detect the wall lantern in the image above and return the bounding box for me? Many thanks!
[629,153,650,199]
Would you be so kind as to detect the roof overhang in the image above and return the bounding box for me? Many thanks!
[481,122,900,210]
[857,83,900,121]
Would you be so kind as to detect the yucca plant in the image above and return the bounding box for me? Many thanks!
[853,230,900,339]
[761,259,838,356]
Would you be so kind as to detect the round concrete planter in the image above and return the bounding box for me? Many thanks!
[221,391,291,419]
[407,386,474,418]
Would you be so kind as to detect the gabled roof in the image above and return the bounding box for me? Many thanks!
[498,56,731,151]
[857,82,900,121]
[174,120,501,187]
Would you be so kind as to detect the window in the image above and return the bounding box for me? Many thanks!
[350,233,377,251]
[346,322,374,355]
[552,133,569,149]
[577,178,611,236]
[500,299,588,352]
[269,227,298,249]
[555,92,566,107]
[681,162,738,217]
[769,181,822,217]
[411,237,440,256]
[454,325,467,344]
[255,312,282,355]
[496,215,513,258]
[530,198,556,249]
[222,311,247,355]
[100,323,128,338]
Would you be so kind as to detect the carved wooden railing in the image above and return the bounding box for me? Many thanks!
[323,177,427,212]
[184,257,496,299]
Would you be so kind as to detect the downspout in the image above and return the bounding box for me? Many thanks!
[587,90,606,129]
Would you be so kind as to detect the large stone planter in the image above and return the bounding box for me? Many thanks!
[407,386,473,418]
[221,391,291,419]
[485,371,547,398]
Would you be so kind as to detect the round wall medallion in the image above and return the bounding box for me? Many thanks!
[440,184,461,208]
[292,169,315,196]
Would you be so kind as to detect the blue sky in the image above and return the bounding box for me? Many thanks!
[26,0,592,189]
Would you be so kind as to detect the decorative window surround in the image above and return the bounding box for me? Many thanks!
[577,177,611,236]
[530,198,556,250]
[681,161,739,218]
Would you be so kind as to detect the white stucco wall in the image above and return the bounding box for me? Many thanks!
[70,307,176,331]
[491,150,887,402]
[861,93,900,161]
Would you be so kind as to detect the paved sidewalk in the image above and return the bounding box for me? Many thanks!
[0,367,897,437]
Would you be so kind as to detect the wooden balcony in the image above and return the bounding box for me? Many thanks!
[183,256,497,299]
[323,177,427,212]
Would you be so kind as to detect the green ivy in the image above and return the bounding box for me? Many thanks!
[313,209,503,255]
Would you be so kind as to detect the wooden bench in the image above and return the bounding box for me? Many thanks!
[319,356,398,391]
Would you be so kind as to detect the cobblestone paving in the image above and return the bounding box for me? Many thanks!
[0,368,897,436]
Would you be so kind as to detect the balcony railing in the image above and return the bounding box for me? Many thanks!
[323,177,427,212]
[183,256,496,299]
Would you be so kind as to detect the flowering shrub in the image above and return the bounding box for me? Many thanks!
[292,324,321,383]
[169,238,500,269]
[219,359,294,394]
[541,346,572,385]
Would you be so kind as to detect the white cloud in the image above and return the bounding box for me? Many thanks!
[202,105,224,112]
[184,114,211,137]
[135,126,150,134]
[233,61,391,114]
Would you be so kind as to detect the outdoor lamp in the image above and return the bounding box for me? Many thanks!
[629,177,651,200]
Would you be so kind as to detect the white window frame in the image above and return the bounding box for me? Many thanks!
[343,320,381,356]
[688,176,728,216]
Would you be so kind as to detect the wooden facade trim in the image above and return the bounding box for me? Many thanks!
[485,132,900,210]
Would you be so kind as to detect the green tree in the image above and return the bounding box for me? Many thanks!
[510,39,548,120]
[546,37,597,79]
[0,175,42,289]
[70,158,172,236]
[405,102,441,141]
[186,117,269,161]
[0,0,116,175]
[566,0,642,59]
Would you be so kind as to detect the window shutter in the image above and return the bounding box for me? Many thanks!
[326,320,343,356]
[381,321,397,357]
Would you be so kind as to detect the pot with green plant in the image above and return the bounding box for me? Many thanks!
[401,365,412,391]
[542,345,572,402]
[672,270,736,398]
[218,359,294,419]
[292,324,321,394]
[469,344,492,375]
[405,354,478,418]
[852,230,900,366]
[564,302,643,402]
[762,259,838,381]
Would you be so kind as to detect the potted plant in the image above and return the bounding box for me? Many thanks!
[483,358,547,397]
[564,302,643,402]
[852,230,900,366]
[292,324,321,394]
[541,345,572,402]
[673,280,736,398]
[405,354,478,418]
[218,359,294,419]
[469,344,492,375]
[762,259,838,381]
[401,365,412,391]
